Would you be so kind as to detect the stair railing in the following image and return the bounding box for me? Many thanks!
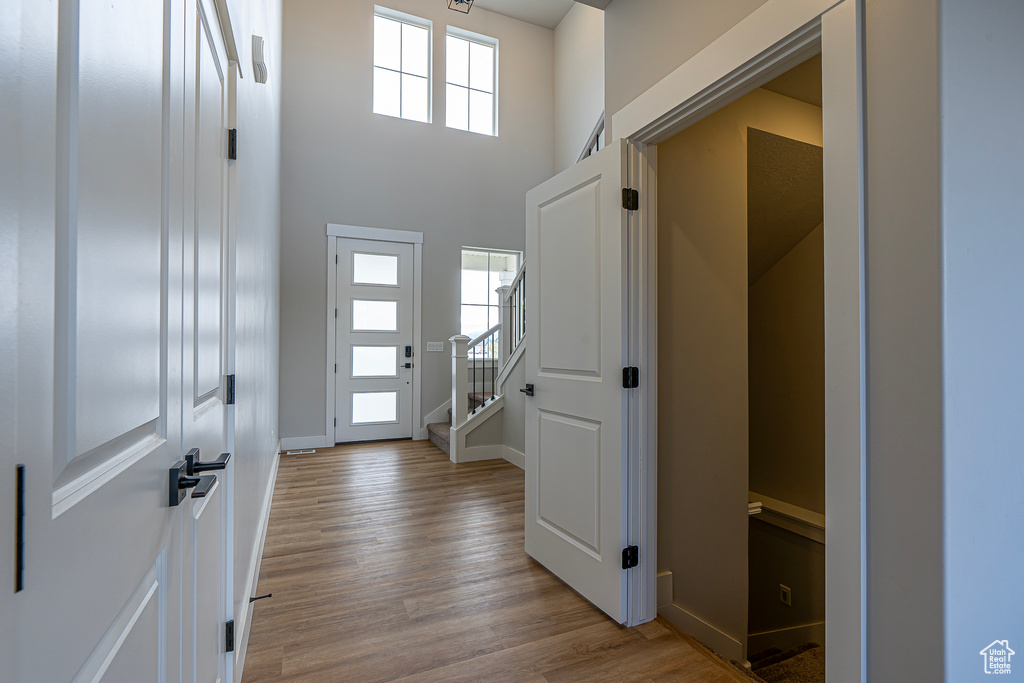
[505,261,526,358]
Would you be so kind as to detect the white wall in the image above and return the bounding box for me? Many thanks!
[603,0,768,139]
[553,3,604,173]
[279,0,554,440]
[223,0,283,660]
[940,1,1024,679]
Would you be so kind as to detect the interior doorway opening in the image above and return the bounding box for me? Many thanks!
[653,54,826,676]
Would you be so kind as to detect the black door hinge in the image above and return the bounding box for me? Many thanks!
[226,374,236,405]
[334,417,337,427]
[15,465,25,593]
[228,129,237,160]
[622,187,639,211]
[225,619,235,653]
[622,545,639,570]
[622,366,639,389]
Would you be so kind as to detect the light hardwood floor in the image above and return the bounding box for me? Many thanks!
[242,440,746,682]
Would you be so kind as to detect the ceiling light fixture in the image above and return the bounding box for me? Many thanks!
[448,0,473,14]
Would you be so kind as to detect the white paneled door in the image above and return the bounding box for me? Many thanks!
[336,238,416,442]
[524,139,632,623]
[7,0,234,680]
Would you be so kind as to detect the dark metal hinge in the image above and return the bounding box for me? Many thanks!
[16,465,25,593]
[226,374,236,405]
[334,417,337,427]
[622,187,639,211]
[228,129,237,160]
[225,619,235,653]
[622,366,639,389]
[622,545,639,570]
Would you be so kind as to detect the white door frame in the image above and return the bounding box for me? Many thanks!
[613,0,865,677]
[325,224,424,445]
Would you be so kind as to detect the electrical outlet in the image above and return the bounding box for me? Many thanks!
[427,342,444,352]
[779,584,792,607]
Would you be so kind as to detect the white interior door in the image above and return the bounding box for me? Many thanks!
[182,0,234,680]
[11,0,187,680]
[524,139,632,623]
[335,238,416,442]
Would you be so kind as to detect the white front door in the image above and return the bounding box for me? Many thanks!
[335,238,416,442]
[524,139,633,623]
[10,0,188,680]
[182,0,234,680]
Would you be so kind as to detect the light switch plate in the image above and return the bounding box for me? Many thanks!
[427,342,444,352]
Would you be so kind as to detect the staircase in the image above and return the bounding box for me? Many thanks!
[427,262,526,462]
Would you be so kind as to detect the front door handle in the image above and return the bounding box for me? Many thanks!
[520,384,534,396]
[185,448,231,476]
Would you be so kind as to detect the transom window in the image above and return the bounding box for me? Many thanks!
[446,30,496,136]
[373,8,431,123]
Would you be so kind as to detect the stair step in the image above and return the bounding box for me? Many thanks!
[427,422,450,455]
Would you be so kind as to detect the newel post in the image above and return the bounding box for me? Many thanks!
[496,285,511,367]
[449,335,470,429]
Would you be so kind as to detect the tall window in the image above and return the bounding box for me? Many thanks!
[461,248,520,340]
[373,9,430,123]
[446,30,496,136]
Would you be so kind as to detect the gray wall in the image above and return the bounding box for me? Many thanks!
[657,86,822,653]
[939,0,1024,679]
[225,0,283,642]
[553,3,604,173]
[864,1,944,679]
[279,0,554,439]
[603,0,768,139]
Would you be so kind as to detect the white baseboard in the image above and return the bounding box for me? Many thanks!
[451,443,504,464]
[422,399,452,427]
[280,434,331,451]
[660,602,745,664]
[502,446,525,470]
[657,571,673,609]
[747,621,826,655]
[233,443,281,683]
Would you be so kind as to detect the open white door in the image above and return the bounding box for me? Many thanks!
[524,139,632,623]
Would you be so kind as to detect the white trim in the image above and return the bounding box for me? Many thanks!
[659,602,745,665]
[421,399,452,439]
[494,336,525,392]
[502,445,525,470]
[280,435,331,450]
[612,0,839,144]
[232,443,280,683]
[51,432,166,519]
[747,622,827,655]
[450,443,504,464]
[449,395,503,463]
[326,223,423,244]
[749,491,826,544]
[325,235,337,446]
[412,241,423,439]
[616,0,864,671]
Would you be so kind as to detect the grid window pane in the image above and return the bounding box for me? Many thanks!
[469,42,494,92]
[373,67,401,118]
[461,269,489,305]
[353,252,398,285]
[352,346,398,377]
[468,90,493,136]
[402,23,429,77]
[352,391,398,424]
[446,35,469,87]
[352,299,398,331]
[446,83,468,131]
[402,74,429,123]
[461,305,489,339]
[374,16,401,70]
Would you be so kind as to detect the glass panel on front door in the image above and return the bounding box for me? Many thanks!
[353,252,399,285]
[352,391,399,424]
[352,299,398,331]
[352,346,398,377]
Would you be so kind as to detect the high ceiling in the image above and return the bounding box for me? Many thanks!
[471,0,575,29]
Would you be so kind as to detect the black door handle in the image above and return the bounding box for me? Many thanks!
[185,448,231,475]
[169,461,218,506]
[520,384,534,396]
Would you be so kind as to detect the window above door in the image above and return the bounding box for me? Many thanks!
[373,7,432,123]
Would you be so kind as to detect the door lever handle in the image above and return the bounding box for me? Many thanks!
[520,384,534,396]
[169,461,218,506]
[185,448,231,476]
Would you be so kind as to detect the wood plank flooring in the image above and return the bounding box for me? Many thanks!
[242,440,745,683]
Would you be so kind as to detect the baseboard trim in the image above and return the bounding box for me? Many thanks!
[280,434,331,451]
[452,443,504,463]
[502,446,525,470]
[233,442,281,683]
[660,602,745,664]
[747,621,826,655]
